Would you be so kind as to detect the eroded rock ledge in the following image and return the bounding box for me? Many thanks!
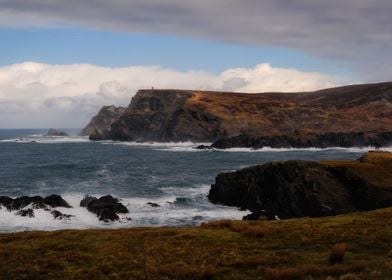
[208,151,392,219]
[201,131,392,149]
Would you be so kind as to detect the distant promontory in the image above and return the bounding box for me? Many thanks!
[81,82,392,148]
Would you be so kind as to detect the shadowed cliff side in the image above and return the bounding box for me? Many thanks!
[80,105,126,138]
[208,151,392,219]
[86,82,392,143]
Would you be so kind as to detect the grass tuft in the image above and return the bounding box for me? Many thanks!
[329,243,348,265]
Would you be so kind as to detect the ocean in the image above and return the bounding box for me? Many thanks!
[0,129,387,232]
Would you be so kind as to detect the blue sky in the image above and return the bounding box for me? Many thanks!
[0,0,390,128]
[1,27,353,77]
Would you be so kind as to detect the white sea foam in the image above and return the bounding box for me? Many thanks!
[0,135,89,144]
[104,141,392,153]
[0,186,248,232]
[102,141,211,152]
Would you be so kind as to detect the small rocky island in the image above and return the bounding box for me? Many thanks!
[81,82,392,148]
[46,128,68,136]
[208,151,392,219]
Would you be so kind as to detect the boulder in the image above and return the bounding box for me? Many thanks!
[80,195,129,222]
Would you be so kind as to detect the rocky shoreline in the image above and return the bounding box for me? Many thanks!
[208,151,392,219]
[197,131,392,150]
[0,194,130,222]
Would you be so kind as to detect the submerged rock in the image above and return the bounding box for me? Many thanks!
[46,129,68,137]
[147,202,160,208]
[16,208,34,218]
[209,151,392,219]
[80,195,129,222]
[51,210,74,220]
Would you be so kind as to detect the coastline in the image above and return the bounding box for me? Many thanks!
[1,207,391,279]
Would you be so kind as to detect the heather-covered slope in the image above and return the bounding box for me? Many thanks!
[96,82,392,143]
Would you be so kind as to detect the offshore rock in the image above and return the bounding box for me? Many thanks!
[46,129,68,137]
[208,151,392,219]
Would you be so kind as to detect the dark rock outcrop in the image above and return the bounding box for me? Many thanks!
[84,82,392,144]
[80,105,126,138]
[208,151,392,219]
[46,129,68,137]
[0,195,71,211]
[207,131,392,149]
[80,195,129,222]
[44,194,71,208]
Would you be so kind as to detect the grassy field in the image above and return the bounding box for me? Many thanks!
[0,207,391,279]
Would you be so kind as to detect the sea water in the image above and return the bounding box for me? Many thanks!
[0,129,388,232]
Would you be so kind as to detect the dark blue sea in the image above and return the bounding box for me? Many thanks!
[0,129,385,232]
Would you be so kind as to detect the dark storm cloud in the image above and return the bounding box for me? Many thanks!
[1,0,391,80]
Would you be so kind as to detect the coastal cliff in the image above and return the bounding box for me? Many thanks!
[80,105,126,139]
[208,151,392,219]
[85,82,392,145]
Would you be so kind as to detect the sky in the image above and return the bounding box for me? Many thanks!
[0,0,391,128]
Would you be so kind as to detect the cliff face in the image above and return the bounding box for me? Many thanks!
[208,151,392,219]
[80,105,126,138]
[89,82,392,142]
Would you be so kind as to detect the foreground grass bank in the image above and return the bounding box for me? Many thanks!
[1,208,391,280]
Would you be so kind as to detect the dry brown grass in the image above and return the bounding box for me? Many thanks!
[201,219,269,238]
[265,261,367,280]
[0,208,391,279]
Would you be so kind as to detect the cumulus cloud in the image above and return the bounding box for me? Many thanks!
[0,61,343,128]
[0,0,391,79]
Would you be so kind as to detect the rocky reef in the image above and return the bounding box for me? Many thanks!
[202,131,392,149]
[83,82,392,145]
[208,151,392,219]
[0,194,72,219]
[80,105,126,139]
[0,194,129,222]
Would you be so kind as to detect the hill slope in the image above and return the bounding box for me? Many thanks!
[96,82,392,143]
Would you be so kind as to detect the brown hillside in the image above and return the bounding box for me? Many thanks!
[104,82,392,142]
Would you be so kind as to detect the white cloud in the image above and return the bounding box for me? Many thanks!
[0,62,343,128]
